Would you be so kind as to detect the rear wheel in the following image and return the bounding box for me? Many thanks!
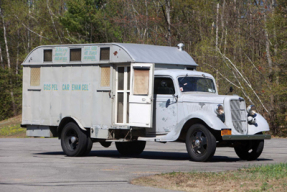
[234,140,264,160]
[115,141,146,156]
[83,137,93,156]
[61,122,89,157]
[185,124,216,162]
[100,141,112,148]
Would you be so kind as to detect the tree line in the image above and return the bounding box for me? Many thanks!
[0,0,286,135]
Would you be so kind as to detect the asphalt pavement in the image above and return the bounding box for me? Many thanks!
[0,138,286,192]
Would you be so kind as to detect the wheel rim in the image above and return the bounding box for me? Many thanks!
[64,129,79,151]
[190,130,207,156]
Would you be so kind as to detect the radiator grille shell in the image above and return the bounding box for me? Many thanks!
[230,100,247,134]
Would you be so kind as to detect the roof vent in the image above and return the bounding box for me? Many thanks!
[177,43,184,51]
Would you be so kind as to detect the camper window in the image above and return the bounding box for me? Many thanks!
[44,50,52,62]
[100,66,111,87]
[70,48,81,61]
[30,67,40,86]
[133,68,149,95]
[100,48,110,60]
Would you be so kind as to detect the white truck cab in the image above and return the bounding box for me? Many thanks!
[21,43,271,161]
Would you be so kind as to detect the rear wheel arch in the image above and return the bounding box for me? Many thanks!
[58,117,87,139]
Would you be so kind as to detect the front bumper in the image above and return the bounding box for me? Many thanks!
[222,134,271,140]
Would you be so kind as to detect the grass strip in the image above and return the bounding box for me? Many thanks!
[131,163,287,192]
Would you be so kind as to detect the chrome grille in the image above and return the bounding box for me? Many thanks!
[230,100,247,134]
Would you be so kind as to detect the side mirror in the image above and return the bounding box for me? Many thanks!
[225,86,234,95]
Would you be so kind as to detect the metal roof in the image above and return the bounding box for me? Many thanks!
[22,43,198,66]
[115,43,197,66]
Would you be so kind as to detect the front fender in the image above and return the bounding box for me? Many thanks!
[247,113,270,135]
[158,111,227,142]
[182,111,228,130]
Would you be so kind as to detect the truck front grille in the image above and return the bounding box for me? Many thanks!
[230,100,247,134]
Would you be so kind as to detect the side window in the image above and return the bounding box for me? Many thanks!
[154,78,175,94]
[70,48,81,61]
[133,68,150,95]
[30,67,41,86]
[43,49,52,62]
[100,66,111,87]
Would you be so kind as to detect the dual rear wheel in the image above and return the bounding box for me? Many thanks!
[60,122,146,157]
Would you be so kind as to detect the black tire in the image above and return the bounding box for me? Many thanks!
[234,140,264,160]
[185,124,216,162]
[61,122,89,157]
[83,137,93,156]
[100,141,112,148]
[115,141,146,156]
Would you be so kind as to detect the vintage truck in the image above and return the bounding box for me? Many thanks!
[21,43,271,162]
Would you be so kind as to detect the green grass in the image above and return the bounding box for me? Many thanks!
[0,124,26,137]
[0,115,26,137]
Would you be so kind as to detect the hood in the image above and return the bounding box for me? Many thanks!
[180,94,233,104]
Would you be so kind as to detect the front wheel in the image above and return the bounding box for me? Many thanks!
[115,141,146,156]
[185,124,216,162]
[234,140,264,160]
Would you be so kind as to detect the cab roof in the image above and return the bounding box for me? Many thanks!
[154,69,214,79]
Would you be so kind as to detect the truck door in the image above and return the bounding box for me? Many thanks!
[152,77,178,134]
[129,63,154,127]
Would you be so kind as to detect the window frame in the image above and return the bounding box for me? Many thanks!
[69,48,82,62]
[43,49,53,63]
[100,47,110,61]
[154,77,176,95]
[177,75,217,94]
[28,66,42,91]
[98,65,112,91]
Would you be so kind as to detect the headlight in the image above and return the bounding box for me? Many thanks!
[215,104,224,115]
[215,104,225,122]
[247,105,256,116]
[247,105,258,126]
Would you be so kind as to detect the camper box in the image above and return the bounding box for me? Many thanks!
[21,43,270,162]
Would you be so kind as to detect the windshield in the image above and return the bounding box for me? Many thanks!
[178,77,216,93]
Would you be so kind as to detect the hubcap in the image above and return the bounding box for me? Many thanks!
[195,139,200,147]
[70,136,77,143]
[65,129,79,151]
[191,131,207,155]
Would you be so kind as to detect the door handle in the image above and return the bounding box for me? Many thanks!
[109,91,115,99]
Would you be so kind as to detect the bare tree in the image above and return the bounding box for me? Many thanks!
[0,6,10,68]
[0,43,3,69]
[165,0,171,46]
[215,3,219,49]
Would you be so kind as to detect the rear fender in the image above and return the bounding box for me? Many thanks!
[57,116,86,139]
